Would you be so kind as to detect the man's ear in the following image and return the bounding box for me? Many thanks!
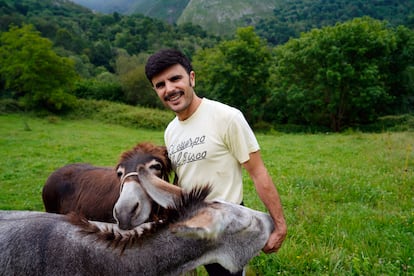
[190,71,196,87]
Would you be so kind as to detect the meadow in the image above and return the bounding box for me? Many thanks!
[0,113,413,275]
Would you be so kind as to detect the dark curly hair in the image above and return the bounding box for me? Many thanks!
[145,49,193,83]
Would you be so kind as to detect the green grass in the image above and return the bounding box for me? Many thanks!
[1,114,413,275]
[0,114,165,210]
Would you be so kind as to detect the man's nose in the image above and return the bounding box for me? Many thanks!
[165,81,175,93]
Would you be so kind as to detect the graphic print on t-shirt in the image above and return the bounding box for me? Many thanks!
[168,135,207,168]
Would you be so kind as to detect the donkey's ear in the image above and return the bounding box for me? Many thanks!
[170,208,225,240]
[136,165,182,208]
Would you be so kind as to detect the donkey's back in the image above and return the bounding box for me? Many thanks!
[0,211,136,275]
[0,211,89,275]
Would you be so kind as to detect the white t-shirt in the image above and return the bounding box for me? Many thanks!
[164,98,259,203]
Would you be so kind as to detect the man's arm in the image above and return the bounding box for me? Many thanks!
[243,150,287,253]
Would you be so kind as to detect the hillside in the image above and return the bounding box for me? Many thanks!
[177,0,277,36]
[69,0,275,35]
[176,0,414,37]
[0,0,219,78]
[130,0,189,24]
[70,0,189,24]
[69,0,134,14]
[256,0,414,45]
[69,0,413,38]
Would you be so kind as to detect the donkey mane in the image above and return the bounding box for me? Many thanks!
[119,142,165,160]
[168,184,212,220]
[68,185,212,253]
[117,142,172,182]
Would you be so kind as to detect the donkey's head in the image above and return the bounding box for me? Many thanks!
[113,143,172,230]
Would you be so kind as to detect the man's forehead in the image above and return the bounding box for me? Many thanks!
[152,64,187,82]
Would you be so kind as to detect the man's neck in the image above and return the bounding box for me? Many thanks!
[177,95,202,121]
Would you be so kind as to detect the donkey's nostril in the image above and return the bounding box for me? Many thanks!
[118,222,131,230]
[131,203,139,214]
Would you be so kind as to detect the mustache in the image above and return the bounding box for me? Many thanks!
[164,91,184,101]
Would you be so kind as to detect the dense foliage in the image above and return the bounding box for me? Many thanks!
[0,0,217,110]
[0,0,413,131]
[0,0,218,74]
[265,17,414,131]
[192,19,414,131]
[70,0,414,40]
[255,0,414,46]
[194,27,272,124]
[0,24,78,111]
[72,0,190,24]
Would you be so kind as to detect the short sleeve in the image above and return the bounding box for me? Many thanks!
[224,110,260,164]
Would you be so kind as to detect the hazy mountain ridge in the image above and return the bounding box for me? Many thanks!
[70,0,279,35]
[68,0,413,37]
[177,0,277,36]
[131,0,190,24]
[70,0,134,14]
[70,0,190,18]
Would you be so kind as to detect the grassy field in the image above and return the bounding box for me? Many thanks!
[0,114,413,275]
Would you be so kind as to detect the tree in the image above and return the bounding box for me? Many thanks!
[89,40,113,71]
[193,27,272,125]
[115,51,162,108]
[119,65,161,108]
[0,24,78,111]
[382,25,414,114]
[72,72,123,102]
[267,17,408,131]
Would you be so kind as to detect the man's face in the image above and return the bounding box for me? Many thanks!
[151,64,196,117]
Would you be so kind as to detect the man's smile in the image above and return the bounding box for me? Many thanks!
[164,91,184,102]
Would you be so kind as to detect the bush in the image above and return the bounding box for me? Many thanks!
[68,99,174,130]
[72,79,123,102]
[0,99,23,114]
[377,114,414,130]
[352,114,414,132]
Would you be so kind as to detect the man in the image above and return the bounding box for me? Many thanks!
[145,49,287,276]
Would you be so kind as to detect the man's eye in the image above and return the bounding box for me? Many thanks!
[171,76,182,82]
[155,83,165,89]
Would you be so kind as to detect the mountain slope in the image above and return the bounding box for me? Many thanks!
[177,0,278,36]
[70,0,278,36]
[70,0,134,14]
[130,0,189,24]
[68,0,413,38]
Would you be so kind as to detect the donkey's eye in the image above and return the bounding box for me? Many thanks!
[145,160,163,177]
[116,169,124,178]
[117,166,125,178]
[150,164,162,171]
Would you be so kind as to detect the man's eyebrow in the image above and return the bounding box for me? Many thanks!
[154,74,183,88]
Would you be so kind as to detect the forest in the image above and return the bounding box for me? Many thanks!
[0,0,413,131]
[70,0,414,38]
[256,0,414,45]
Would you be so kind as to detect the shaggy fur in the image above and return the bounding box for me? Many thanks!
[0,181,274,275]
[70,185,212,253]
